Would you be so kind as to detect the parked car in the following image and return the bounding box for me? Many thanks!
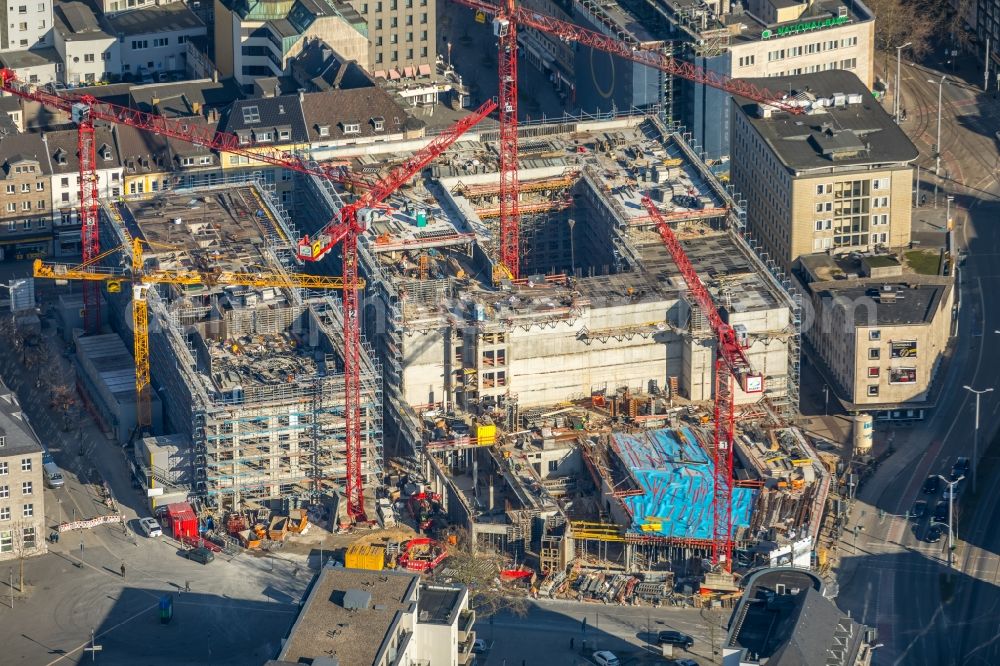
[593,651,620,666]
[139,517,162,538]
[670,660,700,666]
[185,547,215,564]
[951,457,970,480]
[471,639,487,654]
[658,630,695,649]
[43,462,64,489]
[933,503,950,525]
[922,475,941,495]
[925,525,943,543]
[42,449,54,465]
[910,500,927,519]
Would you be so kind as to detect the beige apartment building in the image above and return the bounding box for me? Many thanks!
[731,70,918,272]
[796,254,954,414]
[0,382,47,562]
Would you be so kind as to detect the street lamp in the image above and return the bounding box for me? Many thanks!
[823,384,829,416]
[895,42,912,123]
[928,75,948,177]
[962,385,993,494]
[936,474,963,569]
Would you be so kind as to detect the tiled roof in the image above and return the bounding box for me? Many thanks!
[0,131,52,175]
[221,95,309,143]
[300,88,420,142]
[43,126,121,174]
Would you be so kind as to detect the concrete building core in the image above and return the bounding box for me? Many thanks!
[100,181,382,512]
[313,117,801,463]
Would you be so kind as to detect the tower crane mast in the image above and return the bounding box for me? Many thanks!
[643,196,759,569]
[0,67,497,522]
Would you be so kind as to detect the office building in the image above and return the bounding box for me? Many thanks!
[730,70,917,271]
[795,253,954,417]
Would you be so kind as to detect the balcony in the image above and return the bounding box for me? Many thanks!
[458,634,477,666]
[458,609,476,643]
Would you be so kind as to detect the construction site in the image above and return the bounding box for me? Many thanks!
[89,183,383,513]
[0,0,832,599]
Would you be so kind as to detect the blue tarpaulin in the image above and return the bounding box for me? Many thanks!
[611,428,755,540]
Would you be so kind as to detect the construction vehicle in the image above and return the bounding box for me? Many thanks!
[0,68,498,523]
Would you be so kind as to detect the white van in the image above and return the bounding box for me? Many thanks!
[43,462,65,489]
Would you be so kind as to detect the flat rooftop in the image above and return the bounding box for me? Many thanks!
[417,585,464,625]
[735,70,918,172]
[798,253,951,326]
[122,185,289,276]
[278,567,419,666]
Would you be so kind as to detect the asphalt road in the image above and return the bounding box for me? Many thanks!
[835,55,1000,666]
[0,275,312,665]
[475,600,721,665]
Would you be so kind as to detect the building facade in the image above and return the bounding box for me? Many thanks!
[0,132,53,260]
[106,4,207,78]
[52,1,120,86]
[0,0,53,52]
[214,0,369,89]
[344,0,436,74]
[730,70,917,271]
[795,254,954,415]
[0,383,47,563]
[566,0,875,159]
[44,127,122,257]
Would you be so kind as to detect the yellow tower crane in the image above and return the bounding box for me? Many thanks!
[33,237,364,433]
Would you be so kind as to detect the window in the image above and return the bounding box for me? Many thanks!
[21,458,31,472]
[102,51,111,61]
[22,201,31,211]
[279,129,290,140]
[390,16,397,27]
[816,184,824,195]
[22,526,35,549]
[35,181,43,191]
[868,348,880,360]
[867,385,879,397]
[390,34,397,44]
[0,486,7,499]
[22,503,33,518]
[21,481,31,496]
[198,156,212,165]
[37,200,45,210]
[4,185,12,194]
[548,460,558,472]
[420,11,427,23]
[0,531,10,553]
[20,183,30,192]
[84,53,95,63]
[318,125,330,137]
[874,177,889,190]
[37,2,44,9]
[343,122,360,134]
[177,35,187,44]
[153,37,168,47]
[0,461,7,475]
[131,40,148,50]
[815,203,823,213]
[0,436,3,447]
[869,330,881,341]
[868,367,880,378]
[405,15,412,25]
[241,105,260,124]
[0,507,9,522]
[18,22,27,30]
[180,157,194,166]
[61,192,70,203]
[255,131,272,142]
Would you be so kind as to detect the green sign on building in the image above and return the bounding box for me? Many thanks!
[761,15,850,40]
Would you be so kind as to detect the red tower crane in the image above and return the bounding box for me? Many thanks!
[449,0,804,280]
[0,68,496,521]
[293,99,498,518]
[642,196,760,569]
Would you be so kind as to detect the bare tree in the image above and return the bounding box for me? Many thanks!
[437,529,530,619]
[866,0,940,58]
[10,521,39,593]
